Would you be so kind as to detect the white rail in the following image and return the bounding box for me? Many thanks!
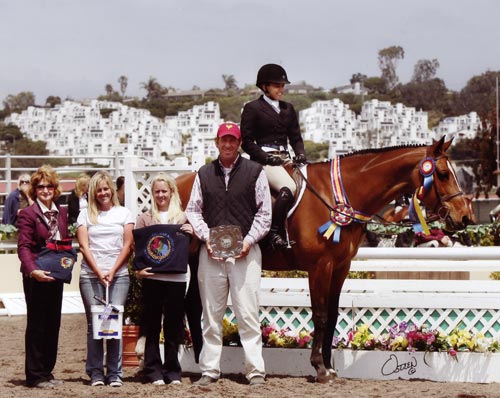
[351,246,500,272]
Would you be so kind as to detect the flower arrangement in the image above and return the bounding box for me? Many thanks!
[339,321,500,358]
[220,318,314,349]
[0,223,18,240]
[261,323,313,348]
[218,318,500,355]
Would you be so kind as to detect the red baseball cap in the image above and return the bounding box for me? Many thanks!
[217,122,241,139]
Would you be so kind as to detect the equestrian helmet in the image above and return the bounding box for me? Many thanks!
[256,64,290,88]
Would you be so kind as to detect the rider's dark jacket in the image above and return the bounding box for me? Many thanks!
[240,95,305,164]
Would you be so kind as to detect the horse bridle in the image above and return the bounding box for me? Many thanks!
[420,155,465,223]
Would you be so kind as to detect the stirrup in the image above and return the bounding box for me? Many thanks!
[270,233,293,250]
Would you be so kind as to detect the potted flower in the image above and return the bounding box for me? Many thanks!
[122,257,142,367]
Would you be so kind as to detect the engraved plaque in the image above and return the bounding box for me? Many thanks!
[209,225,243,258]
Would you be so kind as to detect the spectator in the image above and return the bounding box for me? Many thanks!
[116,176,125,206]
[77,171,134,388]
[489,187,500,223]
[414,228,453,248]
[17,165,70,388]
[67,173,90,225]
[2,173,33,226]
[186,122,271,387]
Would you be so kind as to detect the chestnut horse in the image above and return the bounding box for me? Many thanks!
[176,137,473,382]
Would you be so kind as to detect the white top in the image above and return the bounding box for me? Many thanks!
[79,196,88,212]
[77,206,135,277]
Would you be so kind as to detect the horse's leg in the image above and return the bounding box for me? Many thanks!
[322,264,351,373]
[184,252,203,363]
[307,260,334,383]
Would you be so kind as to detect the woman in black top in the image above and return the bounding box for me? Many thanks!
[241,64,307,249]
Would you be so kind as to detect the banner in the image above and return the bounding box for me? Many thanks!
[133,224,189,273]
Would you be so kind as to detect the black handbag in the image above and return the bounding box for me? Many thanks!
[133,224,189,274]
[35,239,77,283]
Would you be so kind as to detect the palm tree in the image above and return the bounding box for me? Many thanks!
[140,77,165,100]
[222,74,238,91]
[118,75,128,98]
[105,84,114,97]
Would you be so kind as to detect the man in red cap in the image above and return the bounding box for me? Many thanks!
[186,122,271,387]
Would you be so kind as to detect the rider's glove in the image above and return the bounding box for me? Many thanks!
[266,154,285,166]
[294,153,307,165]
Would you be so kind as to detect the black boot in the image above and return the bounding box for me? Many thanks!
[269,187,293,250]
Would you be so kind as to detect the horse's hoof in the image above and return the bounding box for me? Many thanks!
[315,369,337,383]
[327,368,337,378]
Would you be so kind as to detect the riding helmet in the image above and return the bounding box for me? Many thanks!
[256,64,290,88]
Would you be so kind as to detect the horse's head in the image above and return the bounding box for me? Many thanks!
[418,136,474,230]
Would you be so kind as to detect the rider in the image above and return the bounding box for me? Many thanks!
[241,63,307,250]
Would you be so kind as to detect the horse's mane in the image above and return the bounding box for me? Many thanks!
[338,143,426,159]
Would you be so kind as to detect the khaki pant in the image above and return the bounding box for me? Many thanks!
[197,244,265,380]
[263,165,296,195]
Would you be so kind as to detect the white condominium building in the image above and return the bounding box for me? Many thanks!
[432,112,481,143]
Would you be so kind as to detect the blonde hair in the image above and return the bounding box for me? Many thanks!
[87,171,120,224]
[28,165,62,201]
[75,173,90,198]
[150,173,186,224]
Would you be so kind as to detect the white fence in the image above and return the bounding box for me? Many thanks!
[3,157,500,342]
[224,247,500,342]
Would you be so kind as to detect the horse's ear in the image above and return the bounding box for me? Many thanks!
[432,135,453,155]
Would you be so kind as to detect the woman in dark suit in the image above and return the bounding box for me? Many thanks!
[17,165,70,389]
[240,63,307,249]
[67,173,90,225]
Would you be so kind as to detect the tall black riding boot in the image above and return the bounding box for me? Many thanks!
[269,187,293,250]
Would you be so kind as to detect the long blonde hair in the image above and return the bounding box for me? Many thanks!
[150,173,186,224]
[75,173,90,198]
[87,171,120,224]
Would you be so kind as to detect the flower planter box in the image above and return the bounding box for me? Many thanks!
[179,346,500,383]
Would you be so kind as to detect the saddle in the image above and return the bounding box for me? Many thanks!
[269,163,307,219]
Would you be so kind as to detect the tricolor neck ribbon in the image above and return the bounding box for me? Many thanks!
[318,157,371,243]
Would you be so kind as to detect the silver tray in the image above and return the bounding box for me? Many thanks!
[209,225,243,258]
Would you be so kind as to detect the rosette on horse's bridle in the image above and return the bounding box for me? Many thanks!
[408,157,436,235]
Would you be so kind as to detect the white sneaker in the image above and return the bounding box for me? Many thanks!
[152,380,165,385]
[169,380,181,385]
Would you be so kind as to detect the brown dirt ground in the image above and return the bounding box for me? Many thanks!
[1,313,499,398]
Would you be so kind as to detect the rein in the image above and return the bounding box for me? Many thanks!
[294,164,336,213]
[294,163,407,228]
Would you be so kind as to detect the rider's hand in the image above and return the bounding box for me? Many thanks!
[266,154,285,166]
[294,153,307,165]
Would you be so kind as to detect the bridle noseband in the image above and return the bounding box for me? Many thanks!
[418,155,465,223]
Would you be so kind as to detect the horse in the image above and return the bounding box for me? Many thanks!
[382,205,409,223]
[176,137,473,382]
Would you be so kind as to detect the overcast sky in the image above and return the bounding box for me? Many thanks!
[1,0,499,105]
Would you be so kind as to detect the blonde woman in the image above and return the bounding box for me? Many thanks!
[135,173,193,385]
[67,173,90,225]
[77,171,134,387]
